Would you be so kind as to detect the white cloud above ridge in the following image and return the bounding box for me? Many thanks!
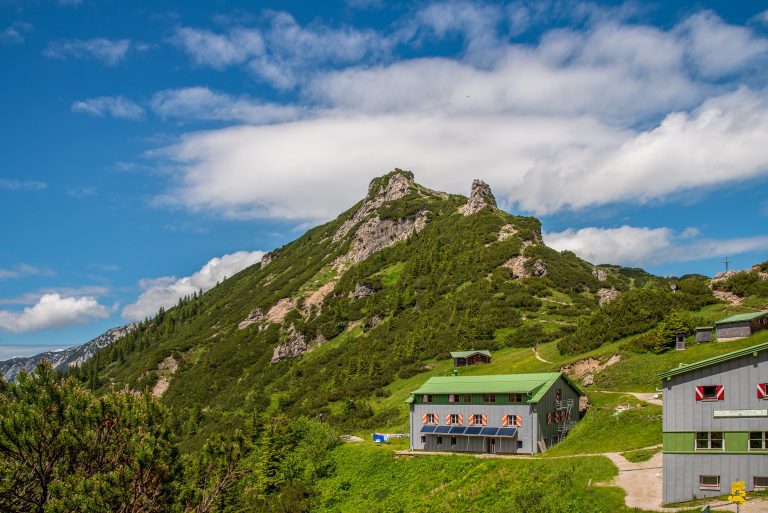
[72,96,144,120]
[122,250,264,321]
[544,225,768,268]
[44,38,134,65]
[0,294,110,333]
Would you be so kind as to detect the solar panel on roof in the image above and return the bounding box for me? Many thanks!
[420,425,436,433]
[464,426,483,435]
[497,428,517,437]
[449,426,467,434]
[480,427,498,436]
[435,425,452,434]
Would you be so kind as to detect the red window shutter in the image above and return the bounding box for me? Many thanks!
[547,413,552,424]
[716,385,724,400]
[695,386,704,401]
[502,415,509,427]
[758,383,767,399]
[458,414,463,425]
[422,413,428,424]
[481,414,487,426]
[469,415,475,426]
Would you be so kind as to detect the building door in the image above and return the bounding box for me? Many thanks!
[486,437,496,454]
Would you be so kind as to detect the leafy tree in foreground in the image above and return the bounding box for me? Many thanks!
[0,361,178,513]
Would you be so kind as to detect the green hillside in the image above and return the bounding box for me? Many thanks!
[50,170,768,512]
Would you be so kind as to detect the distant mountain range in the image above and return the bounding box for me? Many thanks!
[0,323,136,381]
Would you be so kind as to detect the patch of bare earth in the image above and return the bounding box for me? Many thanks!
[151,355,178,398]
[713,289,745,305]
[302,281,336,315]
[267,298,296,324]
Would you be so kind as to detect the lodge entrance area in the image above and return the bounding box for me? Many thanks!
[420,426,519,454]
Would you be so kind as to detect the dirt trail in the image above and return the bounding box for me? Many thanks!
[532,346,551,363]
[593,390,663,406]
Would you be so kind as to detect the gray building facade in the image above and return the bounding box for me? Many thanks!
[407,372,582,455]
[660,341,768,504]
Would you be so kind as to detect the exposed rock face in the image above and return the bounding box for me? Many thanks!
[151,355,179,398]
[598,287,621,306]
[593,267,608,282]
[366,314,383,328]
[260,250,279,268]
[459,179,497,215]
[0,323,136,381]
[271,325,309,362]
[503,255,548,278]
[267,298,296,324]
[349,282,375,299]
[303,281,337,316]
[238,307,265,330]
[712,270,739,282]
[497,224,518,241]
[582,374,594,386]
[333,172,414,242]
[713,289,744,306]
[334,212,428,269]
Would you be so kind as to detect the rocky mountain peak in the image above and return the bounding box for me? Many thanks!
[366,169,414,200]
[459,179,497,215]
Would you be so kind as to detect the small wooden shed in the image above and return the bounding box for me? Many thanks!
[451,350,491,367]
[694,326,713,343]
[715,311,768,341]
[674,332,686,351]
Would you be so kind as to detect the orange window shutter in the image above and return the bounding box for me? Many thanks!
[446,414,452,425]
[502,416,508,427]
[515,415,522,427]
[469,415,475,426]
[481,414,487,426]
[422,413,427,424]
[458,414,463,425]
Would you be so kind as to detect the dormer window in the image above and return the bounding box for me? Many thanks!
[508,393,523,403]
[483,394,496,403]
[448,394,460,403]
[423,394,433,403]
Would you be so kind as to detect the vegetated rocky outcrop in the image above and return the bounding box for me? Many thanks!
[0,323,136,381]
[598,287,621,305]
[459,179,496,215]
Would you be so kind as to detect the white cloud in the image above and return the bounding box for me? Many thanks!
[1,22,32,44]
[0,286,110,306]
[0,179,46,190]
[72,96,144,120]
[544,225,768,267]
[150,87,302,124]
[0,294,110,333]
[44,38,133,65]
[0,264,54,280]
[676,11,768,78]
[122,250,264,320]
[170,27,264,69]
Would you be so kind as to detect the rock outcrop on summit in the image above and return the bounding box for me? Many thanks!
[459,179,496,215]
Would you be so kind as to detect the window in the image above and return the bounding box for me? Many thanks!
[695,385,723,401]
[699,475,720,490]
[422,394,433,403]
[755,477,768,490]
[470,414,486,426]
[483,394,496,403]
[437,436,443,445]
[449,394,460,403]
[517,441,523,449]
[508,393,523,403]
[464,394,472,403]
[423,413,437,424]
[450,437,457,447]
[749,432,768,450]
[695,432,724,450]
[450,414,461,425]
[421,436,426,444]
[503,415,522,427]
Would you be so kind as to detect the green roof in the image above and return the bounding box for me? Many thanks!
[714,311,768,325]
[408,372,583,404]
[450,350,491,359]
[659,340,768,380]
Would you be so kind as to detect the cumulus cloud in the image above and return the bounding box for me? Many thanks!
[150,87,301,124]
[44,38,134,65]
[0,179,46,191]
[171,11,391,89]
[545,225,768,267]
[149,8,768,222]
[122,250,264,320]
[72,96,144,120]
[0,294,110,333]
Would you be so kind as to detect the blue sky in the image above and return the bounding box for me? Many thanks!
[1,0,768,359]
